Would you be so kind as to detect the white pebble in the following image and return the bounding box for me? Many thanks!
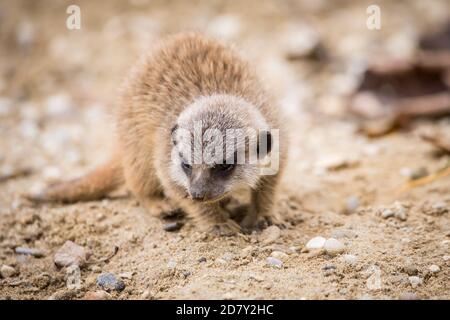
[393,202,408,221]
[381,209,394,219]
[429,265,440,273]
[305,236,326,250]
[366,266,382,291]
[346,196,360,213]
[167,260,177,269]
[266,257,283,268]
[324,238,346,255]
[408,276,422,288]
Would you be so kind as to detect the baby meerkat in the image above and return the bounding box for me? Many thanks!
[27,33,287,233]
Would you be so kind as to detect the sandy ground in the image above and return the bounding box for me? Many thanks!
[0,0,449,300]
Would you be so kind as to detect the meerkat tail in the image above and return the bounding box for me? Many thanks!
[26,155,124,203]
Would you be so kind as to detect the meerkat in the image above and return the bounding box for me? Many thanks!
[27,33,287,233]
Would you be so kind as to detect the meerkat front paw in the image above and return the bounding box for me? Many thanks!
[211,219,242,236]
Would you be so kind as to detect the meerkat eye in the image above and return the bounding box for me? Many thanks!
[181,161,192,173]
[213,163,235,173]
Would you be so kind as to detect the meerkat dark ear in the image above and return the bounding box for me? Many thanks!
[171,124,178,145]
[257,130,272,159]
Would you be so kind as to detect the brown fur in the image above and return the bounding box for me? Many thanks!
[27,33,287,232]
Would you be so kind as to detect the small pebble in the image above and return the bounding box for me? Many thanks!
[443,255,450,261]
[15,247,44,257]
[97,272,125,292]
[270,251,288,260]
[83,290,111,300]
[198,257,207,263]
[324,238,346,255]
[167,260,177,269]
[342,254,358,265]
[260,225,281,244]
[428,265,440,273]
[182,271,191,278]
[119,272,133,280]
[345,196,360,213]
[322,264,336,271]
[322,264,336,276]
[266,257,283,268]
[0,265,17,278]
[381,209,394,219]
[305,236,326,250]
[366,269,382,291]
[289,246,298,253]
[54,241,90,268]
[66,265,81,290]
[163,221,183,232]
[402,264,418,276]
[141,290,151,299]
[408,276,422,288]
[393,202,408,221]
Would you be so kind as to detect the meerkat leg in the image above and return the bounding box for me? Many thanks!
[181,201,242,236]
[240,175,282,230]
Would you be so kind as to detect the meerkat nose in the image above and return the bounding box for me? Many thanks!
[190,190,205,201]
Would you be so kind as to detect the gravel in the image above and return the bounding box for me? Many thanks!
[260,226,281,244]
[0,265,17,278]
[163,221,183,232]
[345,196,360,213]
[167,260,177,269]
[381,209,395,219]
[266,257,283,268]
[15,247,45,257]
[97,272,125,292]
[305,236,326,250]
[379,202,408,221]
[66,265,81,290]
[408,276,422,288]
[323,238,346,255]
[402,264,418,276]
[54,240,90,268]
[428,265,440,273]
[270,251,288,260]
[366,265,382,291]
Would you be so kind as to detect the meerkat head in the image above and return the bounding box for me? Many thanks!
[169,94,273,202]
